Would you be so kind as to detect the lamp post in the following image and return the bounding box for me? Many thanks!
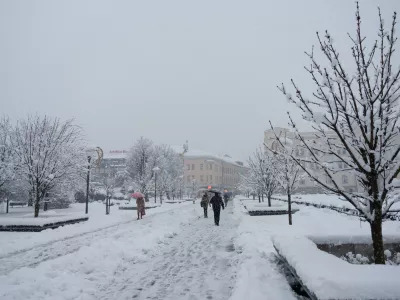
[85,146,103,214]
[85,155,91,214]
[153,166,160,204]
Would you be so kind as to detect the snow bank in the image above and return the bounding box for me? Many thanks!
[272,235,400,299]
[0,214,87,226]
[309,234,400,245]
[230,198,297,300]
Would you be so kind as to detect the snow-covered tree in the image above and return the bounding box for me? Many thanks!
[152,145,182,202]
[0,117,16,192]
[265,132,303,225]
[275,4,400,263]
[126,137,155,199]
[12,116,85,217]
[247,147,279,206]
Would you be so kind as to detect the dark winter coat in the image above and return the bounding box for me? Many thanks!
[210,195,224,210]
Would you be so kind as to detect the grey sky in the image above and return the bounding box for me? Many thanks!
[0,0,399,161]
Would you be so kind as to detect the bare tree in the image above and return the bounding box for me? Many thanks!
[12,116,85,217]
[248,147,279,206]
[274,3,400,263]
[265,132,303,225]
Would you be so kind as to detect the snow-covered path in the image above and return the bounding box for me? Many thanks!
[97,206,239,300]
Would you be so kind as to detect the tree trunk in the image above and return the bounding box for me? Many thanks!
[370,218,385,264]
[258,194,261,203]
[262,194,264,202]
[268,195,271,207]
[288,191,292,225]
[34,190,40,218]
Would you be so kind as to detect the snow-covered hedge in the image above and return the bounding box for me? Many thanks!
[272,196,400,221]
[272,235,400,299]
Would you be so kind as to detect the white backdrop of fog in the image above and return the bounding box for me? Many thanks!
[0,0,399,160]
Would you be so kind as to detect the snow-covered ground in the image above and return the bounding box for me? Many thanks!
[0,202,239,300]
[1,194,399,299]
[0,202,190,257]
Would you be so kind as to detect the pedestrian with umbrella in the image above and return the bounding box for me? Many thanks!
[131,192,146,220]
[209,191,224,226]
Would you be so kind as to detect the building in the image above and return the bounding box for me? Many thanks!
[183,149,248,194]
[92,150,128,180]
[264,127,359,193]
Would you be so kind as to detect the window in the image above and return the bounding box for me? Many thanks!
[313,176,319,185]
[209,164,212,170]
[192,164,195,170]
[206,175,209,182]
[342,175,348,184]
[200,175,204,182]
[295,149,299,156]
[187,176,191,183]
[299,149,304,156]
[187,164,190,171]
[300,179,306,185]
[210,175,212,183]
[200,164,203,170]
[192,175,195,181]
[326,176,333,184]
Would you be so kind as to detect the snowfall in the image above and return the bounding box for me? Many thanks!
[0,195,399,300]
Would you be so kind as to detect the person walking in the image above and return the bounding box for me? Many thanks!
[223,193,229,207]
[136,196,146,220]
[209,192,224,226]
[200,193,209,218]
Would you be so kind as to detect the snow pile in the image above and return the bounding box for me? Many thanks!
[309,234,400,245]
[0,204,201,300]
[230,198,297,300]
[244,202,299,212]
[0,214,87,226]
[272,235,400,299]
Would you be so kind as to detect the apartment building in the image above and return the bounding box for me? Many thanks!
[264,128,359,193]
[183,149,248,194]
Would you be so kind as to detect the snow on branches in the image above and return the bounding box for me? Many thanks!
[0,117,16,190]
[274,3,400,263]
[126,137,183,201]
[12,115,86,217]
[247,147,279,206]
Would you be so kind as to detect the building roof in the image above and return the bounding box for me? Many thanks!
[183,149,246,167]
[103,150,129,159]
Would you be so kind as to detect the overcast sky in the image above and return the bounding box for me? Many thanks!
[1,0,399,161]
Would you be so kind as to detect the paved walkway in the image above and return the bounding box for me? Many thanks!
[98,205,240,300]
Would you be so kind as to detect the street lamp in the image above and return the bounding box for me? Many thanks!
[153,166,160,204]
[85,147,103,214]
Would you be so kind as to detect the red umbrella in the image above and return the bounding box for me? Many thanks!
[131,192,144,199]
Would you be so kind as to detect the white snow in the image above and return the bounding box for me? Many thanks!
[272,235,400,299]
[0,202,190,257]
[0,201,239,300]
[0,214,87,226]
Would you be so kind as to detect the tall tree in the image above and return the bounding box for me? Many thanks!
[0,117,16,191]
[265,132,303,225]
[274,3,400,263]
[248,147,279,206]
[126,137,155,199]
[12,116,85,217]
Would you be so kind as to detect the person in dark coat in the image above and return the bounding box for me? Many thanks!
[200,193,209,218]
[223,193,229,207]
[209,192,224,226]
